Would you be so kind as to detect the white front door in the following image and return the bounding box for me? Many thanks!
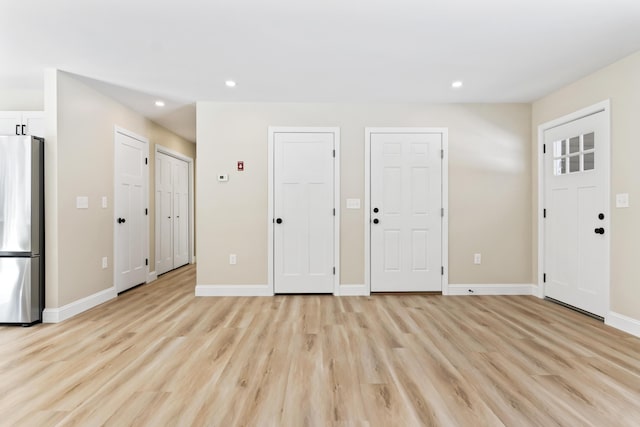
[273,131,335,294]
[156,152,190,275]
[115,130,148,292]
[370,131,443,292]
[544,111,608,317]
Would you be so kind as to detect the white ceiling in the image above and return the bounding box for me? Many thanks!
[2,0,640,142]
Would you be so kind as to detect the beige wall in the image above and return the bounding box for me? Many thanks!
[196,102,532,286]
[45,70,195,308]
[532,50,640,320]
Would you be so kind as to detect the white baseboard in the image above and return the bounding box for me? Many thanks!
[606,311,640,339]
[147,271,157,283]
[337,284,368,296]
[447,284,535,296]
[195,284,273,297]
[43,286,117,323]
[191,256,196,264]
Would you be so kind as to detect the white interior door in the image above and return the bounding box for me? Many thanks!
[156,152,174,275]
[273,131,335,294]
[370,131,443,292]
[115,130,148,292]
[173,158,189,268]
[544,111,608,317]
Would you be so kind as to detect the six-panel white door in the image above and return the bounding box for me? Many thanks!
[544,112,608,317]
[173,158,189,268]
[115,130,148,292]
[274,132,335,293]
[370,132,443,292]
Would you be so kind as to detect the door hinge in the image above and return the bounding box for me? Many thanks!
[543,208,546,218]
[333,208,335,216]
[441,266,444,275]
[333,149,335,158]
[145,157,148,165]
[543,273,546,283]
[333,267,336,275]
[441,207,444,217]
[145,258,149,266]
[441,149,444,159]
[145,208,148,216]
[543,144,546,154]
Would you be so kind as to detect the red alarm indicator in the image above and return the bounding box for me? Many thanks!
[237,161,244,171]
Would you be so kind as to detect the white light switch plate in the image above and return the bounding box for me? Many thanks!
[616,193,629,208]
[76,196,89,209]
[346,198,361,209]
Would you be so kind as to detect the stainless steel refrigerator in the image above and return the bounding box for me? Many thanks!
[0,135,44,325]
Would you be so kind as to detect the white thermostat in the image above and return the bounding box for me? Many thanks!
[217,174,229,182]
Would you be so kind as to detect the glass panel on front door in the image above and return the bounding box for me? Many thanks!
[552,132,595,176]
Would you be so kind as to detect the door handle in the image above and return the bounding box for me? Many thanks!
[16,124,20,135]
[594,227,604,235]
[117,217,126,224]
[276,218,283,224]
[21,124,26,135]
[373,218,380,224]
[373,207,379,213]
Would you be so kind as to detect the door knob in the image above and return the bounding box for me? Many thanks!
[373,207,379,213]
[276,218,283,224]
[117,217,126,224]
[594,227,605,235]
[598,213,605,220]
[373,218,379,224]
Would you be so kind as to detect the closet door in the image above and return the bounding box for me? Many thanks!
[173,158,189,268]
[156,152,174,275]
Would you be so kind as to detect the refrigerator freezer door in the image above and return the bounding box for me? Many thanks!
[0,257,41,323]
[0,136,41,254]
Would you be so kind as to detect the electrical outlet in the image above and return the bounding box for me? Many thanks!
[102,257,108,269]
[474,253,481,264]
[229,254,237,265]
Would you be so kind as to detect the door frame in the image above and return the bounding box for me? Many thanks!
[154,144,195,272]
[536,100,611,314]
[267,127,341,295]
[364,127,449,295]
[113,126,150,291]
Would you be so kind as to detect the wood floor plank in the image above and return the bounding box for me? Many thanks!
[1,264,640,426]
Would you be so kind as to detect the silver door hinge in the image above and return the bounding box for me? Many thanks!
[441,266,444,275]
[333,208,335,216]
[441,149,444,159]
[333,267,336,275]
[333,149,335,158]
[441,208,444,217]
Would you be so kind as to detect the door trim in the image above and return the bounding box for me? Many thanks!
[364,127,449,295]
[536,100,611,314]
[267,127,340,295]
[113,126,150,291]
[154,145,195,269]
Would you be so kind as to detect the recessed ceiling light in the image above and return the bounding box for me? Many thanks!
[451,81,463,89]
[155,100,165,107]
[225,80,237,88]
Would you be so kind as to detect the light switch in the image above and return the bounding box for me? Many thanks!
[616,193,629,208]
[346,198,361,209]
[218,174,229,182]
[76,196,89,209]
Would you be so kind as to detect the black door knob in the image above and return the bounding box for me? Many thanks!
[598,213,605,220]
[594,227,604,235]
[373,218,379,224]
[373,207,379,213]
[117,217,126,224]
[276,218,283,224]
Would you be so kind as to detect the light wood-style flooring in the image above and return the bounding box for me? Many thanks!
[1,265,640,426]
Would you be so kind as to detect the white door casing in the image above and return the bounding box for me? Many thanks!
[268,128,340,294]
[542,106,609,317]
[114,128,149,293]
[155,148,192,275]
[367,129,445,292]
